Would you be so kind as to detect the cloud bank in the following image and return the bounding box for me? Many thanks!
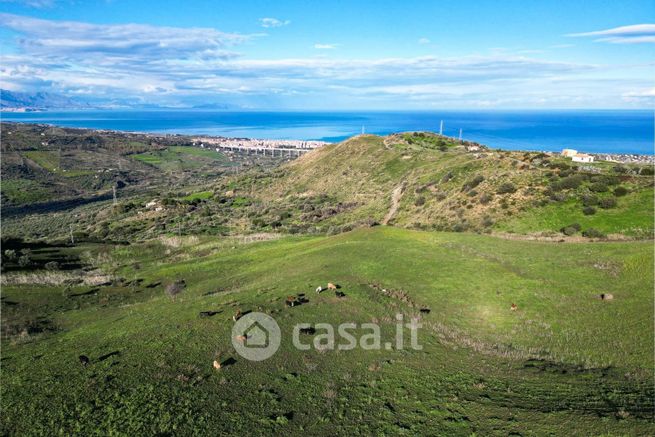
[0,13,651,108]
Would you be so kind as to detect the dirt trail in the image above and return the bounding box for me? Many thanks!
[382,182,405,225]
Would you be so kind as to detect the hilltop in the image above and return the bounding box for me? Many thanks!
[2,127,652,242]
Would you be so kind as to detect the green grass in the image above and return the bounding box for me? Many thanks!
[1,179,53,204]
[182,191,213,202]
[131,146,229,171]
[2,227,653,435]
[498,188,654,237]
[23,151,94,177]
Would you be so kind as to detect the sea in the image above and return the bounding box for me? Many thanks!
[2,109,653,155]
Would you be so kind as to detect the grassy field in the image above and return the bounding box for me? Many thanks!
[131,146,230,171]
[497,188,654,237]
[2,227,653,435]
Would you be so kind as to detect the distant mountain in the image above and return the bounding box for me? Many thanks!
[0,89,90,111]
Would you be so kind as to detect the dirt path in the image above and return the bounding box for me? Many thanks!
[382,182,405,225]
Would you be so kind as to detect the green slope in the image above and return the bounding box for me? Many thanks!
[2,228,653,435]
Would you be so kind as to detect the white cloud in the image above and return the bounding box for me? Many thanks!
[313,43,338,49]
[259,17,290,28]
[568,24,655,44]
[418,38,430,45]
[0,13,651,108]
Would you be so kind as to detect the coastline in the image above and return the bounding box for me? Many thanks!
[2,120,654,163]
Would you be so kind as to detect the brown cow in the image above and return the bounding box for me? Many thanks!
[233,309,242,322]
[213,360,221,370]
[286,296,297,307]
[327,283,337,290]
[510,303,518,311]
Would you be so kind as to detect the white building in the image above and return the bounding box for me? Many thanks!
[561,148,578,157]
[572,153,594,163]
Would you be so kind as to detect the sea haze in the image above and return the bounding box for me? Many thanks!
[2,109,653,155]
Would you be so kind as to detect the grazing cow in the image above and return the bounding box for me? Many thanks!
[235,335,247,343]
[510,303,518,311]
[315,286,323,293]
[327,283,337,290]
[286,296,297,307]
[335,291,346,298]
[600,293,614,301]
[79,355,90,366]
[233,310,242,322]
[213,360,221,370]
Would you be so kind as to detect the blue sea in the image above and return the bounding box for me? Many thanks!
[2,109,653,154]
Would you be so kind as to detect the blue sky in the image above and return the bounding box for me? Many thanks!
[0,0,653,109]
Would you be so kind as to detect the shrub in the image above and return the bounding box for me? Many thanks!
[441,171,453,183]
[582,206,596,215]
[613,165,628,174]
[640,166,654,176]
[560,223,581,235]
[581,194,599,206]
[18,255,31,267]
[481,216,494,227]
[582,228,605,238]
[497,182,517,194]
[4,249,16,260]
[551,174,585,191]
[599,197,617,209]
[467,190,478,197]
[414,196,426,206]
[479,193,493,204]
[550,192,567,202]
[462,175,484,191]
[561,226,578,236]
[589,182,608,193]
[45,261,60,271]
[613,186,628,197]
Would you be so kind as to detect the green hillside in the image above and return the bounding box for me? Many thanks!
[2,227,653,435]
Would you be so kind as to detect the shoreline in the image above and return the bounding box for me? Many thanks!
[2,120,653,163]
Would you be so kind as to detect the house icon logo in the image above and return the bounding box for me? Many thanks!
[243,321,269,348]
[232,312,281,361]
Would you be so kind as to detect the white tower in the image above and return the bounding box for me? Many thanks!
[439,120,443,136]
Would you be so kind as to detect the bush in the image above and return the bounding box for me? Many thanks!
[582,206,596,215]
[582,228,605,238]
[4,249,16,260]
[599,197,617,209]
[613,165,628,174]
[479,193,493,204]
[550,192,567,202]
[18,255,31,267]
[414,196,426,206]
[589,182,608,193]
[497,182,517,194]
[640,166,654,176]
[561,226,578,236]
[462,175,484,191]
[45,261,60,271]
[613,186,628,197]
[560,223,581,236]
[551,174,585,191]
[581,194,599,206]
